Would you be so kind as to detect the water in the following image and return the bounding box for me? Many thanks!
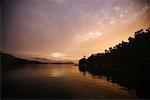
[2,64,138,99]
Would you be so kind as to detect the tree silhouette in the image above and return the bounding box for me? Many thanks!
[78,28,150,98]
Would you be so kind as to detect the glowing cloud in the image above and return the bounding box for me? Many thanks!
[50,52,65,58]
[110,20,116,24]
[2,0,150,60]
[80,31,102,42]
[113,6,120,11]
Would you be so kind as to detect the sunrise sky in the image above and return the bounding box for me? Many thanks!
[1,0,150,60]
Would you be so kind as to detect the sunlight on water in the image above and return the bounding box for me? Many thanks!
[2,64,138,99]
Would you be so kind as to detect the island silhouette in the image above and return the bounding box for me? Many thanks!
[79,28,150,98]
[1,52,74,71]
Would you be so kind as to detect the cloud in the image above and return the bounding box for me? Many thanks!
[133,3,150,18]
[120,14,124,18]
[113,6,120,11]
[78,31,102,42]
[50,52,65,58]
[3,0,150,59]
[110,19,116,24]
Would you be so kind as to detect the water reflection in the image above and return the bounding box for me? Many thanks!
[79,69,148,98]
[81,71,137,95]
[2,64,138,99]
[83,72,136,95]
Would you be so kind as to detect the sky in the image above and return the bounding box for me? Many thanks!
[1,0,150,60]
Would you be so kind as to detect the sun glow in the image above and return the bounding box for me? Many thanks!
[50,52,65,58]
[3,0,150,60]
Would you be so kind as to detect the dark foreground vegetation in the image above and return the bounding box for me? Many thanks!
[79,28,150,98]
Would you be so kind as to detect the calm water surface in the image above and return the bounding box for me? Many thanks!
[2,64,138,99]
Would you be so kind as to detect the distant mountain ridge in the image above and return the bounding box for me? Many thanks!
[0,52,74,71]
[31,57,74,64]
[31,57,55,63]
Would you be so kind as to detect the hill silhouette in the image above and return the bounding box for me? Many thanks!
[78,28,150,98]
[31,57,74,64]
[0,52,42,71]
[1,52,75,71]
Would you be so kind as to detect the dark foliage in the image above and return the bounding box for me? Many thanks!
[79,28,150,98]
